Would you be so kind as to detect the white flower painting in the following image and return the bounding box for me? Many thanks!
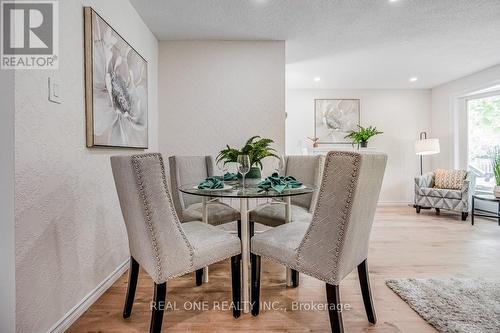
[314,99,360,144]
[85,8,148,148]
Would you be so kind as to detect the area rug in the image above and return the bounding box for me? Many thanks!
[386,278,500,333]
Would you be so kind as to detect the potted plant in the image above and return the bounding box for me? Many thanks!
[344,125,383,148]
[492,147,500,198]
[216,136,279,179]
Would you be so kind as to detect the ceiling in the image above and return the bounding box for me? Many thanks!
[130,0,500,89]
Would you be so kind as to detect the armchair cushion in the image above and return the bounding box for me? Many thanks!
[434,169,466,190]
[249,202,312,227]
[251,222,309,267]
[418,187,462,200]
[182,201,240,225]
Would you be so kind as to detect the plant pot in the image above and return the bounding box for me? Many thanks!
[494,185,500,198]
[360,141,368,148]
[238,166,261,179]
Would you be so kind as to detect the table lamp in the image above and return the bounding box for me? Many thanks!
[415,131,440,175]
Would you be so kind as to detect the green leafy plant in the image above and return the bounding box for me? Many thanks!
[344,125,383,145]
[492,147,500,186]
[216,136,279,169]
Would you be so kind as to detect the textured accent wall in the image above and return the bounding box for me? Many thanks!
[157,41,286,175]
[14,0,158,332]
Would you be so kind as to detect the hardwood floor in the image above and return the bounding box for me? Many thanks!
[68,206,500,332]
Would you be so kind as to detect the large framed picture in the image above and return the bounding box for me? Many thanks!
[84,7,148,148]
[314,99,360,144]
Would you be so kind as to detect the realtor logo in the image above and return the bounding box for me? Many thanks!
[1,0,58,69]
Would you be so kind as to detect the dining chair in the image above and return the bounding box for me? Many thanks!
[111,153,242,333]
[249,155,324,286]
[168,155,240,224]
[250,151,387,333]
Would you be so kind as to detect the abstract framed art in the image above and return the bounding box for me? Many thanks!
[314,99,360,144]
[84,7,148,148]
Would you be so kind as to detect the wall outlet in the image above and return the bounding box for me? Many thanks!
[48,77,61,104]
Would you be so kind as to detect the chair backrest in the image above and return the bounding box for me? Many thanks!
[111,154,194,284]
[169,156,214,211]
[297,151,387,285]
[285,155,324,211]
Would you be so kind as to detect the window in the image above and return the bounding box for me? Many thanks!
[467,94,500,192]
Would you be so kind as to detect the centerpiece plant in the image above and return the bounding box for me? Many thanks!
[216,136,279,178]
[344,125,383,148]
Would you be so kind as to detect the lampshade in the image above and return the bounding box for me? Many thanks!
[415,138,440,155]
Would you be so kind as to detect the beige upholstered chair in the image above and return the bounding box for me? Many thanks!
[251,151,387,333]
[169,155,240,224]
[111,154,242,333]
[249,155,324,227]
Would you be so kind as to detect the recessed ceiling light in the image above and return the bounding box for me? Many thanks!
[314,77,321,82]
[389,0,399,2]
[409,77,418,82]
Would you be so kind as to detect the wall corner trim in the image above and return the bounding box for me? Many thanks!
[47,258,130,333]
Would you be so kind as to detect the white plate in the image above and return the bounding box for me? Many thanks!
[194,184,234,191]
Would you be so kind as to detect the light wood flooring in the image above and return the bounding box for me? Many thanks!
[68,206,500,332]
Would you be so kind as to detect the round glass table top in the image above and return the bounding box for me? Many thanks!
[179,181,316,198]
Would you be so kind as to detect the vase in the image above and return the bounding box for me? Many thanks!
[360,141,368,148]
[494,185,500,198]
[238,166,261,179]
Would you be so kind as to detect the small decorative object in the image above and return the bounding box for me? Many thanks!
[492,147,500,198]
[344,125,383,148]
[216,136,279,179]
[307,136,320,148]
[84,7,148,148]
[314,99,360,144]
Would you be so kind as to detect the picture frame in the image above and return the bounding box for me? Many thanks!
[84,7,148,149]
[314,99,360,144]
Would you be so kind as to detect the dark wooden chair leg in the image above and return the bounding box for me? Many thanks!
[123,257,139,319]
[291,269,300,287]
[326,284,344,333]
[416,205,421,213]
[195,269,203,286]
[250,221,255,238]
[237,219,241,239]
[357,259,377,324]
[462,212,468,221]
[251,254,261,316]
[435,208,440,215]
[231,255,241,318]
[150,282,167,333]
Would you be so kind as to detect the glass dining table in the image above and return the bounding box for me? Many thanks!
[179,182,316,313]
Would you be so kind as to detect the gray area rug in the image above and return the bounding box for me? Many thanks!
[386,278,500,333]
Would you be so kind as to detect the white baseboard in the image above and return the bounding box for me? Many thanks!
[47,258,130,333]
[377,201,412,206]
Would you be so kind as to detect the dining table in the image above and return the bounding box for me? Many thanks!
[179,181,316,314]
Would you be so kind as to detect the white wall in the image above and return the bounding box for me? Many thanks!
[1,67,15,333]
[286,89,432,203]
[158,41,285,173]
[431,64,500,170]
[14,1,158,332]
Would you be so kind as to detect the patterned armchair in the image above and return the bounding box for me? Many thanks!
[414,170,475,221]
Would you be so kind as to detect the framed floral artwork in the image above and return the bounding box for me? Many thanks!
[314,99,360,144]
[84,7,148,148]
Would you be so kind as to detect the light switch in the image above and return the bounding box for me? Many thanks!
[48,77,61,104]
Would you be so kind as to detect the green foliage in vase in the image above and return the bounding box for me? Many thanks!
[492,147,500,186]
[216,136,279,169]
[344,125,383,144]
